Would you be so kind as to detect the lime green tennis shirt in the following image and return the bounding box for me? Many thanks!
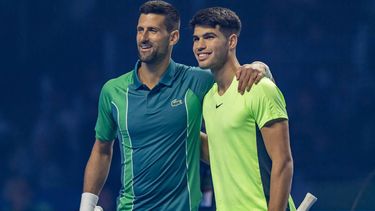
[203,77,296,211]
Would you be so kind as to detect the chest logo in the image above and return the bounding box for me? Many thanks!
[215,103,223,109]
[171,99,183,107]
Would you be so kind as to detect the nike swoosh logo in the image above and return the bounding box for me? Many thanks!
[215,103,223,109]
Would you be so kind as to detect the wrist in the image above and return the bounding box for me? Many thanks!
[80,192,99,211]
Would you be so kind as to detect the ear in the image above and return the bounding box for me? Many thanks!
[228,34,238,50]
[169,30,180,46]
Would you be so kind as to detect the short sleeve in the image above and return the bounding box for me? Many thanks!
[246,78,288,128]
[95,82,117,141]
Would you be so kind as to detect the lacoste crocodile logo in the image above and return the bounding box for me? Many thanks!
[171,99,183,107]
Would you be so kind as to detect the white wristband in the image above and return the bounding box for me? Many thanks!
[94,206,104,211]
[80,192,99,211]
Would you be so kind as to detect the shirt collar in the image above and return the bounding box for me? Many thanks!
[132,59,176,90]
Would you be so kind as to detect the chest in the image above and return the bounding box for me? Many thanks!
[111,84,190,147]
[203,94,254,131]
[130,87,187,130]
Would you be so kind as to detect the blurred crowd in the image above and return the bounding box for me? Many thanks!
[1,0,374,210]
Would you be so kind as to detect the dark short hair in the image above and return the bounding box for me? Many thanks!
[189,7,241,37]
[139,0,180,32]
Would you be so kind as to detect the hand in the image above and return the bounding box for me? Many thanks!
[235,62,267,95]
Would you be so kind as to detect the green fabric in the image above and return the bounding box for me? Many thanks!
[185,89,204,209]
[203,77,294,211]
[94,60,214,210]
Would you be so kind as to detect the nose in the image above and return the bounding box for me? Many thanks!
[139,31,149,43]
[195,39,206,51]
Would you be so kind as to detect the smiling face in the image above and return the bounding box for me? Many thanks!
[137,14,174,64]
[192,25,230,71]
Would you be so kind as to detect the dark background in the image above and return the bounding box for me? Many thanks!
[1,0,375,210]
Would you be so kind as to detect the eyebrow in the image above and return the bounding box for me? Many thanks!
[193,32,217,37]
[137,26,161,30]
[203,32,217,36]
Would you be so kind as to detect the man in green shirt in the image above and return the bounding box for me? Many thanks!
[190,7,296,211]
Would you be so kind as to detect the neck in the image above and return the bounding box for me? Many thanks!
[213,55,240,95]
[138,54,171,89]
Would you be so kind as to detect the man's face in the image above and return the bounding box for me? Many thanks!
[137,14,171,64]
[192,25,229,70]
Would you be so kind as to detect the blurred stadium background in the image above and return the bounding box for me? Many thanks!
[0,0,374,210]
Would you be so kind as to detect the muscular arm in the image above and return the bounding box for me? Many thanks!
[83,139,114,195]
[260,120,293,211]
[200,132,209,164]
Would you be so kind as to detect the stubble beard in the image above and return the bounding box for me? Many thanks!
[200,50,228,72]
[138,49,158,63]
[138,39,170,65]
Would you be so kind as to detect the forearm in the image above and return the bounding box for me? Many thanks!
[83,141,113,195]
[200,132,210,164]
[268,158,293,211]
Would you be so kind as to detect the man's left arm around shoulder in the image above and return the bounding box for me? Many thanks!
[260,119,293,211]
[236,61,274,95]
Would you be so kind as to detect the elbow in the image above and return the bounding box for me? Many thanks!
[273,155,294,177]
[285,159,294,182]
[286,157,294,176]
[283,155,294,174]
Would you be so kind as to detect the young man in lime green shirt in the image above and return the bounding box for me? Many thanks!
[190,7,296,211]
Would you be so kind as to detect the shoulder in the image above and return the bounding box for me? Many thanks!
[175,63,213,79]
[102,71,134,92]
[203,84,217,103]
[245,78,286,109]
[205,84,217,97]
[248,78,281,97]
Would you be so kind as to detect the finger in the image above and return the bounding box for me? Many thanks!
[235,69,241,80]
[246,72,258,92]
[236,66,244,91]
[238,69,251,94]
[254,72,264,85]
